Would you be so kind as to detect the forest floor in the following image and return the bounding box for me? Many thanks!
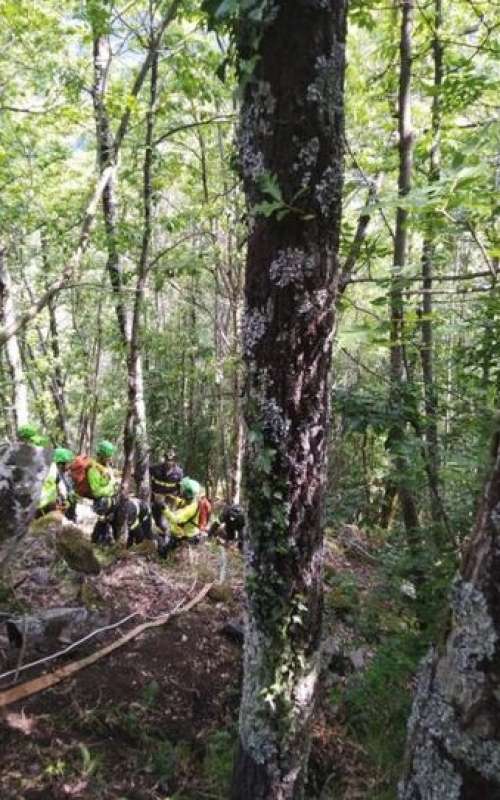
[0,511,389,800]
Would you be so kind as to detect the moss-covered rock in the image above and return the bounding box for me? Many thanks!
[208,583,233,604]
[56,526,101,575]
[30,511,64,538]
[130,539,157,558]
[79,579,105,609]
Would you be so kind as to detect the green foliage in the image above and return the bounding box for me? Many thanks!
[203,729,235,796]
[343,633,426,794]
[149,739,177,784]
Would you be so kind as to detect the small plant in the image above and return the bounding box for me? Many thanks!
[44,758,66,777]
[326,573,360,615]
[203,729,235,797]
[78,743,102,778]
[149,738,177,784]
[141,680,160,707]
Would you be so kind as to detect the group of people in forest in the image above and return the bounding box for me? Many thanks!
[17,424,245,554]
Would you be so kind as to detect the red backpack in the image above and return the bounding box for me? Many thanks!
[70,455,93,498]
[198,496,212,532]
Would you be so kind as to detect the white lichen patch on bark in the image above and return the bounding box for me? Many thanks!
[269,248,316,288]
[315,165,343,216]
[239,80,276,182]
[243,307,269,358]
[261,397,290,444]
[293,138,320,189]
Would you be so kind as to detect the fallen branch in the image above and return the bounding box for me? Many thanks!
[0,582,212,708]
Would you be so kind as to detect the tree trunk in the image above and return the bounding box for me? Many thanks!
[0,248,30,429]
[0,443,52,571]
[91,28,129,344]
[47,296,69,442]
[232,3,347,798]
[386,0,419,539]
[419,0,443,528]
[78,297,103,454]
[91,16,150,496]
[399,427,500,799]
[121,47,157,501]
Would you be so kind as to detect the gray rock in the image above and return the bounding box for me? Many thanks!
[31,567,51,586]
[349,647,369,671]
[6,606,89,649]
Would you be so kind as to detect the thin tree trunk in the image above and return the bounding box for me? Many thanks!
[399,425,500,799]
[419,0,443,527]
[121,46,158,501]
[387,0,419,538]
[0,248,29,428]
[40,236,69,439]
[47,295,69,441]
[78,297,103,454]
[230,293,244,504]
[91,28,129,344]
[91,15,150,498]
[232,3,347,798]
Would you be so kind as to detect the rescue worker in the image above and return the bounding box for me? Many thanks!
[37,447,76,519]
[150,446,183,533]
[88,440,118,545]
[158,476,200,556]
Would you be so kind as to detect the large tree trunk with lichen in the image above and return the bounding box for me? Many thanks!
[0,443,52,572]
[232,3,347,799]
[398,428,500,799]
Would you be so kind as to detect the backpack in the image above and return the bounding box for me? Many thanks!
[221,504,245,533]
[198,496,212,531]
[70,455,93,498]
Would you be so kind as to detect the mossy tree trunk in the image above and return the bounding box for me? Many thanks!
[232,2,347,798]
[399,427,500,799]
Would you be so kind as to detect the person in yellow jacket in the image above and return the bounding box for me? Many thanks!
[89,440,119,544]
[37,448,76,518]
[158,477,201,556]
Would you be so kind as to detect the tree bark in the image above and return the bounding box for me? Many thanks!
[91,27,129,344]
[419,0,443,528]
[121,47,158,501]
[0,247,30,428]
[0,443,52,572]
[386,0,419,538]
[232,3,347,798]
[399,426,500,799]
[90,10,151,498]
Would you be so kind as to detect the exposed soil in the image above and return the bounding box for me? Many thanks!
[0,516,376,799]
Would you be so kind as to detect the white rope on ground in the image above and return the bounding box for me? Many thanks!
[0,611,139,684]
[0,582,213,708]
[218,545,227,584]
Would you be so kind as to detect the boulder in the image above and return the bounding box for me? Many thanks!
[56,526,101,575]
[6,606,89,649]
